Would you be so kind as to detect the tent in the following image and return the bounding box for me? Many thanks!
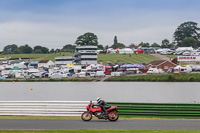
[132,64,145,69]
[136,49,144,54]
[120,64,134,68]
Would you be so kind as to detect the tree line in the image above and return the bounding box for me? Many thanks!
[2,21,200,54]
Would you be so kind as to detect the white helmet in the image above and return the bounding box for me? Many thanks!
[97,97,101,102]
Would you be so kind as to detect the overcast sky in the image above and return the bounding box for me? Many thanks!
[0,0,200,50]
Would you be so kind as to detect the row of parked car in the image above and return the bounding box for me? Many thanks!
[160,50,200,56]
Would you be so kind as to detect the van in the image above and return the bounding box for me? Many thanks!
[95,71,105,77]
[147,68,164,74]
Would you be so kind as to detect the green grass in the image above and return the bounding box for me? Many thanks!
[0,130,199,133]
[105,73,200,82]
[98,54,159,64]
[164,55,177,59]
[0,52,72,62]
[0,53,159,64]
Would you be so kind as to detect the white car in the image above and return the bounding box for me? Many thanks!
[191,52,200,56]
[182,51,191,56]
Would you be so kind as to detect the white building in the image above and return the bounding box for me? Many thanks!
[74,46,97,65]
[38,60,55,68]
[55,57,73,67]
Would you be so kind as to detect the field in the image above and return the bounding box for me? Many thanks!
[0,52,72,62]
[0,53,159,64]
[98,53,158,64]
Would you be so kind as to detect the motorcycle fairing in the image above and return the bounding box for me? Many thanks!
[106,106,117,112]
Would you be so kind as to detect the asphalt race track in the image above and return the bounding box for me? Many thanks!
[0,119,200,130]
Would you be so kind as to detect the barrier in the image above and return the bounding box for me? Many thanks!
[0,101,89,116]
[108,102,200,118]
[1,101,200,117]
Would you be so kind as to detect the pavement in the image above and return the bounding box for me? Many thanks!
[0,119,200,130]
[151,54,171,61]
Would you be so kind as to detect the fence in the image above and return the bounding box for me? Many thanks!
[108,102,200,118]
[0,101,89,116]
[0,101,200,118]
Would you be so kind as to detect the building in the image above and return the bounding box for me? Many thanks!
[38,60,55,68]
[55,57,73,67]
[74,45,97,65]
[147,60,177,72]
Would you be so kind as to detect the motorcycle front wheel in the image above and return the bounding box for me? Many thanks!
[81,112,92,121]
[108,111,119,121]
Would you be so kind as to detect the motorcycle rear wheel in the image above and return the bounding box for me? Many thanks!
[108,111,119,121]
[81,112,92,121]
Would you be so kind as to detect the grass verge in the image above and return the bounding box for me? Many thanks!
[0,77,98,82]
[105,73,200,82]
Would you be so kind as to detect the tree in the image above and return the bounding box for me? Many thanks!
[97,44,104,50]
[110,43,125,49]
[129,43,136,47]
[75,32,98,46]
[33,45,49,53]
[104,45,109,50]
[19,44,33,54]
[50,49,55,53]
[62,44,76,53]
[33,49,42,54]
[161,39,170,48]
[114,36,118,44]
[179,37,197,47]
[151,43,160,47]
[138,42,150,47]
[3,44,18,54]
[174,21,200,46]
[111,36,125,49]
[55,49,61,53]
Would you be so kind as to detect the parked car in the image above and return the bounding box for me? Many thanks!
[174,51,183,55]
[182,51,191,56]
[123,71,135,76]
[166,51,175,55]
[191,52,200,56]
[167,67,174,73]
[89,71,96,77]
[76,72,86,77]
[41,72,49,78]
[111,72,123,76]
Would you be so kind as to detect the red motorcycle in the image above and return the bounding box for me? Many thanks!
[81,100,119,121]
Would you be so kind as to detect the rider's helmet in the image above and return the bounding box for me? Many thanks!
[97,97,101,102]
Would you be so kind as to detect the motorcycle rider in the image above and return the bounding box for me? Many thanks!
[92,97,110,115]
